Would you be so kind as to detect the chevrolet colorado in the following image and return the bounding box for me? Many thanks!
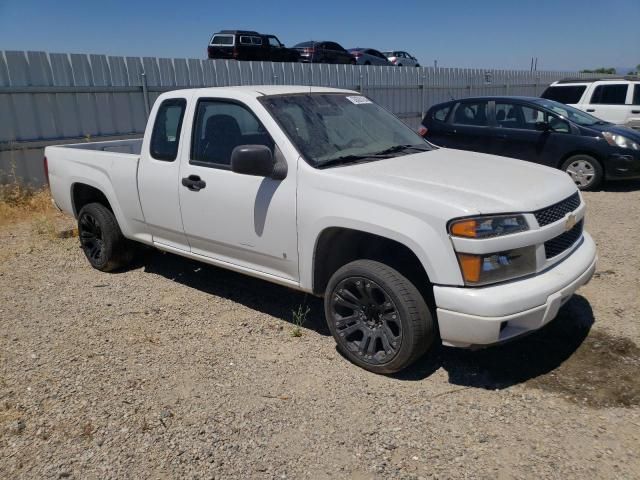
[45,86,597,373]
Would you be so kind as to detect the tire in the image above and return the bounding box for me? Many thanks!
[560,154,603,191]
[349,59,356,65]
[77,202,134,272]
[324,260,435,374]
[364,61,371,66]
[415,64,420,67]
[397,63,403,67]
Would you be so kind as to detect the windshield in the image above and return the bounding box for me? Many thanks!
[259,93,433,167]
[536,99,608,127]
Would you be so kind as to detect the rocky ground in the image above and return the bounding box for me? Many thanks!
[1,182,639,479]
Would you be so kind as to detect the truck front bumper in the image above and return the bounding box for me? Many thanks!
[434,232,597,348]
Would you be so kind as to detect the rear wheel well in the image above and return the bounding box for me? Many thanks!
[72,183,112,217]
[312,228,434,307]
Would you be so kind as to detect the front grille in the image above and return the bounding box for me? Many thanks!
[533,192,581,227]
[544,220,584,259]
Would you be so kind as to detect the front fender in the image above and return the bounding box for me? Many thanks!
[298,201,463,291]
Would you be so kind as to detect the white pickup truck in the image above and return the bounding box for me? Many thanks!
[45,86,597,373]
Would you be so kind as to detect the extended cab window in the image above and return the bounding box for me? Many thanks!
[150,99,186,161]
[191,100,274,168]
[453,101,489,126]
[590,84,628,105]
[633,85,640,105]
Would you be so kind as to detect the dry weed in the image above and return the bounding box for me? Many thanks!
[0,184,56,227]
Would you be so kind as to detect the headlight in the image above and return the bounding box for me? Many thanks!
[449,214,528,238]
[602,131,639,150]
[457,246,537,286]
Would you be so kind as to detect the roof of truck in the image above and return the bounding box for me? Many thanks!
[188,85,358,96]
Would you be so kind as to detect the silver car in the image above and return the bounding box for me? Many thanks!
[382,50,421,67]
[348,48,392,66]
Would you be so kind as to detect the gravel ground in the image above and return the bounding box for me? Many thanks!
[1,182,640,479]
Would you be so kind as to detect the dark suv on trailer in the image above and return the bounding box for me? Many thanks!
[293,41,355,64]
[419,96,640,190]
[207,30,300,62]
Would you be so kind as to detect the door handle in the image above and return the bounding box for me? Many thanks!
[632,110,640,114]
[586,108,595,112]
[181,175,206,192]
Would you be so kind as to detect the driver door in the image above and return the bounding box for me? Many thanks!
[178,98,298,281]
[491,101,570,167]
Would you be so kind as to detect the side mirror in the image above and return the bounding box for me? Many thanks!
[231,145,286,180]
[535,121,550,132]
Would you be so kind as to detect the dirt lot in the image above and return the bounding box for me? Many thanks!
[1,183,640,479]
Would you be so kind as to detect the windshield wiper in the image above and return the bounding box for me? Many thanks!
[316,154,391,169]
[373,144,430,155]
[316,144,430,169]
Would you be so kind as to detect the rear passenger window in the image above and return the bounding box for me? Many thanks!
[590,84,628,105]
[453,101,489,126]
[211,35,234,46]
[150,99,186,162]
[541,85,586,104]
[432,105,451,122]
[633,85,640,105]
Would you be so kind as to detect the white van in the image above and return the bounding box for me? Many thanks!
[541,77,640,130]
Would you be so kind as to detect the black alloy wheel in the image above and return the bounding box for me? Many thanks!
[79,211,106,265]
[325,260,434,373]
[77,202,134,272]
[330,276,403,365]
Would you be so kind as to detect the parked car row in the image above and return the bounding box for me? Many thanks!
[419,95,640,191]
[207,30,300,62]
[207,30,420,66]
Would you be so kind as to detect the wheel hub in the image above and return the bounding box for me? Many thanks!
[330,277,402,365]
[566,160,594,187]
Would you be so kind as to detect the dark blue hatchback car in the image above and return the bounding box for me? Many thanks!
[419,96,640,190]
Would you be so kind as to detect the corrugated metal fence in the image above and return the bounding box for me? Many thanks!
[0,50,594,185]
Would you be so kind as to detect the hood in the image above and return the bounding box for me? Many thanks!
[331,148,578,216]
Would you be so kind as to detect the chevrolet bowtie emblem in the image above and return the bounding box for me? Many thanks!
[565,213,577,231]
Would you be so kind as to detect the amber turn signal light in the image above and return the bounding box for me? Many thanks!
[450,219,478,238]
[457,253,482,283]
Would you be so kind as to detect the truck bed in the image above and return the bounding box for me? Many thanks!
[61,138,143,155]
[46,138,146,240]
